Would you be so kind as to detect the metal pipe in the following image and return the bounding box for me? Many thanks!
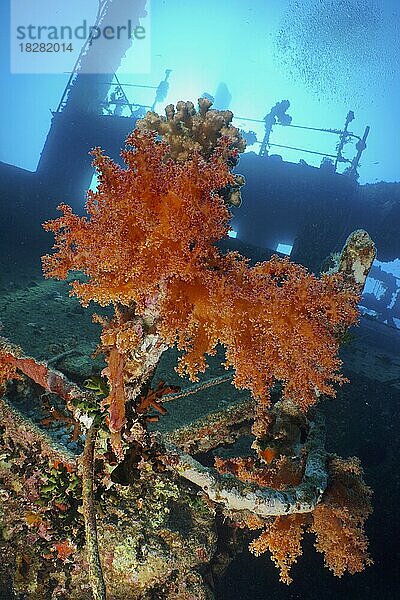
[348,126,370,177]
[268,143,351,161]
[234,117,361,140]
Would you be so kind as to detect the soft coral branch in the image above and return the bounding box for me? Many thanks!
[42,131,361,419]
[42,131,234,310]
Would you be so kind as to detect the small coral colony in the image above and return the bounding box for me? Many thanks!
[0,99,374,595]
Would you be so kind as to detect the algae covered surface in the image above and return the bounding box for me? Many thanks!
[0,256,247,600]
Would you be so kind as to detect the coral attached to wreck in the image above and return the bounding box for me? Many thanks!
[0,338,21,391]
[137,98,247,207]
[311,456,373,577]
[137,97,246,165]
[42,124,359,452]
[0,100,376,598]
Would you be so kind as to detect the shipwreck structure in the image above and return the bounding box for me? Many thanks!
[0,1,399,290]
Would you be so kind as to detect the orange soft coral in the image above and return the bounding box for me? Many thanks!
[42,129,359,419]
[310,456,373,576]
[42,131,233,309]
[249,514,308,584]
[215,454,304,489]
[217,454,372,584]
[159,253,359,411]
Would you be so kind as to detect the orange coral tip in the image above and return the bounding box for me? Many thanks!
[260,447,277,464]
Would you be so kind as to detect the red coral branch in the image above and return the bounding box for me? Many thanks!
[136,379,180,421]
[0,346,86,405]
